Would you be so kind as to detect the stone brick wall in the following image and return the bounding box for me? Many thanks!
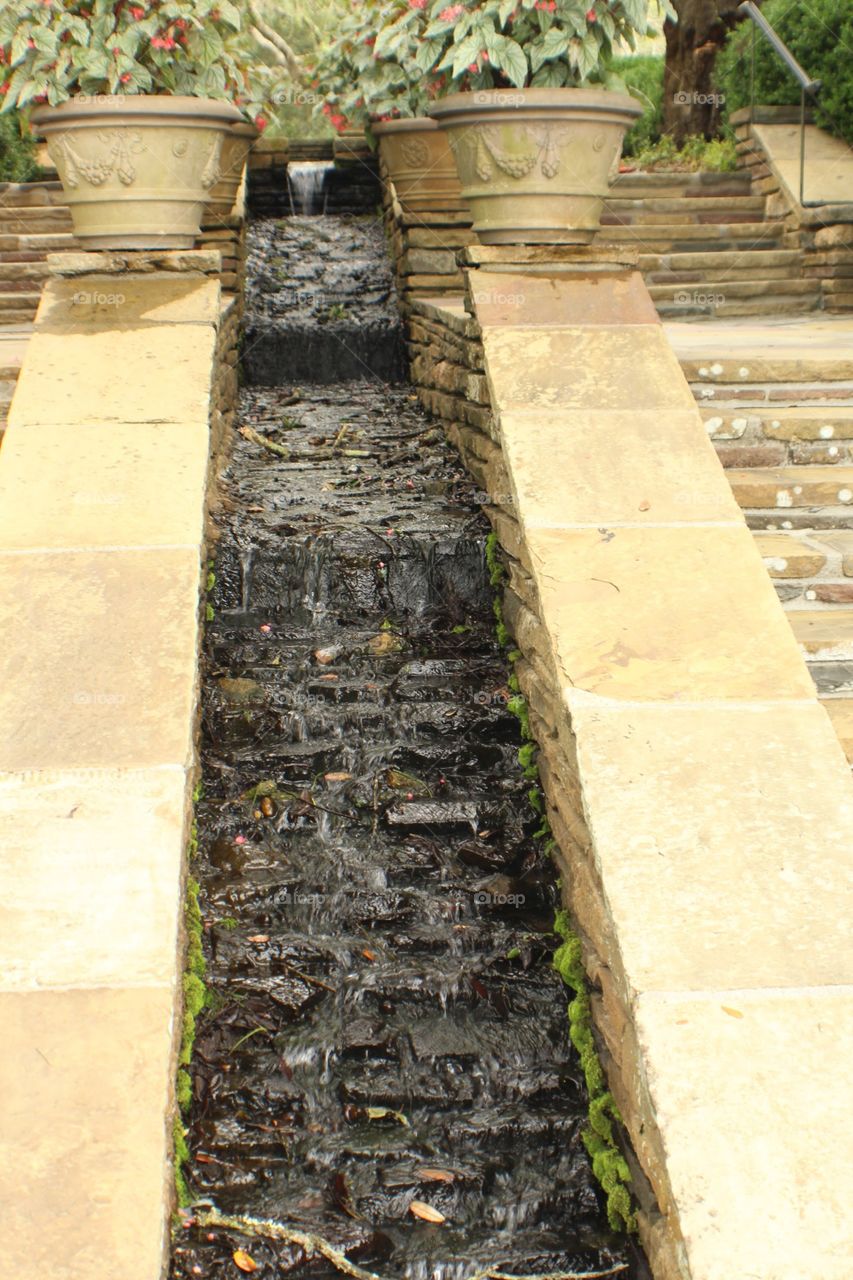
[379,159,473,316]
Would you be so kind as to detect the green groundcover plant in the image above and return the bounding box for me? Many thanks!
[0,109,39,179]
[0,0,280,127]
[315,0,673,135]
[716,0,853,144]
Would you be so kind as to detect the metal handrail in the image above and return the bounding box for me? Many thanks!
[737,0,825,208]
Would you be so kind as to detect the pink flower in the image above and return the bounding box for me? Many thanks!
[439,3,464,21]
[255,113,268,131]
[586,6,596,18]
[409,0,427,8]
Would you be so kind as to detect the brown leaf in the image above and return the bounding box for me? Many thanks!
[721,1006,745,1019]
[248,934,269,944]
[233,1249,258,1272]
[325,771,352,782]
[420,1168,454,1183]
[362,948,377,962]
[409,1200,446,1224]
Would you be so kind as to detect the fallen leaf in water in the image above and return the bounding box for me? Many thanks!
[368,631,403,656]
[386,768,429,794]
[367,1106,410,1127]
[420,1168,454,1183]
[409,1201,446,1224]
[232,1250,258,1272]
[248,935,269,944]
[325,771,352,782]
[331,1170,361,1219]
[260,796,276,817]
[362,948,376,962]
[722,1006,744,1019]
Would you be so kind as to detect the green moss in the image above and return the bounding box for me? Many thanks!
[553,911,636,1233]
[173,872,207,1205]
[518,741,538,780]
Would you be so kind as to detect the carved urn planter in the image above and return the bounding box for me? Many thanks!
[372,117,468,217]
[428,89,641,244]
[32,95,243,249]
[205,120,259,223]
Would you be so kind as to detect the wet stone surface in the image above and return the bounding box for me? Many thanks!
[242,217,405,386]
[172,215,646,1280]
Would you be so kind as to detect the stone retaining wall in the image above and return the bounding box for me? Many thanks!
[398,243,853,1280]
[0,242,242,1279]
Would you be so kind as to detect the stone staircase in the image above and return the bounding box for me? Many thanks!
[0,181,75,325]
[669,315,853,761]
[599,171,821,319]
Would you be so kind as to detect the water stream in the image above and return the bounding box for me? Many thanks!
[287,161,335,215]
[171,215,648,1280]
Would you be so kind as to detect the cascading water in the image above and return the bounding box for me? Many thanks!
[287,160,335,215]
[170,211,650,1280]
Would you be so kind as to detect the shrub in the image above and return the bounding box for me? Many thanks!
[627,133,738,172]
[610,54,663,156]
[716,0,853,144]
[0,111,38,182]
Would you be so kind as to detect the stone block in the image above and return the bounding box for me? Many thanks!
[0,420,210,550]
[0,986,175,1280]
[0,767,188,989]
[470,269,658,327]
[0,549,201,771]
[500,408,741,527]
[525,524,814,701]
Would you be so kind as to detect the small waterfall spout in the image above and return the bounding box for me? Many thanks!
[287,161,333,215]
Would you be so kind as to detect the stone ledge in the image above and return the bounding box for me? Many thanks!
[47,248,223,276]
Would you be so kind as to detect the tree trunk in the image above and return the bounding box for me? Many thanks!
[662,0,748,145]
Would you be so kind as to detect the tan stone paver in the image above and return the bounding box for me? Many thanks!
[753,121,853,210]
[0,548,201,771]
[499,408,741,527]
[0,420,210,550]
[0,985,175,1280]
[526,524,813,701]
[635,987,853,1280]
[0,767,189,990]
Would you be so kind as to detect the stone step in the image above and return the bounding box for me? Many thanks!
[602,222,785,248]
[601,195,765,226]
[661,294,821,319]
[704,405,853,443]
[0,180,65,207]
[729,466,853,511]
[0,232,76,254]
[609,171,753,199]
[641,248,801,273]
[755,530,853,606]
[691,383,853,408]
[651,278,819,302]
[790,609,853,660]
[0,292,41,313]
[0,261,50,282]
[0,208,73,233]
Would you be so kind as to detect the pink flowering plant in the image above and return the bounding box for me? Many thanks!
[0,0,278,126]
[312,0,441,135]
[420,0,675,90]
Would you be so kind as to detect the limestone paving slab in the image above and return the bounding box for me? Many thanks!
[34,273,222,329]
[0,419,211,550]
[0,548,202,771]
[482,326,698,413]
[8,324,217,427]
[564,697,853,998]
[754,121,853,210]
[634,987,853,1280]
[525,524,814,702]
[0,767,189,990]
[0,985,175,1280]
[500,408,741,527]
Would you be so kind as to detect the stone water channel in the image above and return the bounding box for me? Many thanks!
[170,214,649,1280]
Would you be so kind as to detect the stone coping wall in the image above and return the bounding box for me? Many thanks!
[732,106,853,312]
[403,250,853,1280]
[0,249,240,1279]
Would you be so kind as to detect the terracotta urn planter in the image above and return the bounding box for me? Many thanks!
[205,120,259,222]
[428,88,641,244]
[372,117,467,217]
[32,95,243,249]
